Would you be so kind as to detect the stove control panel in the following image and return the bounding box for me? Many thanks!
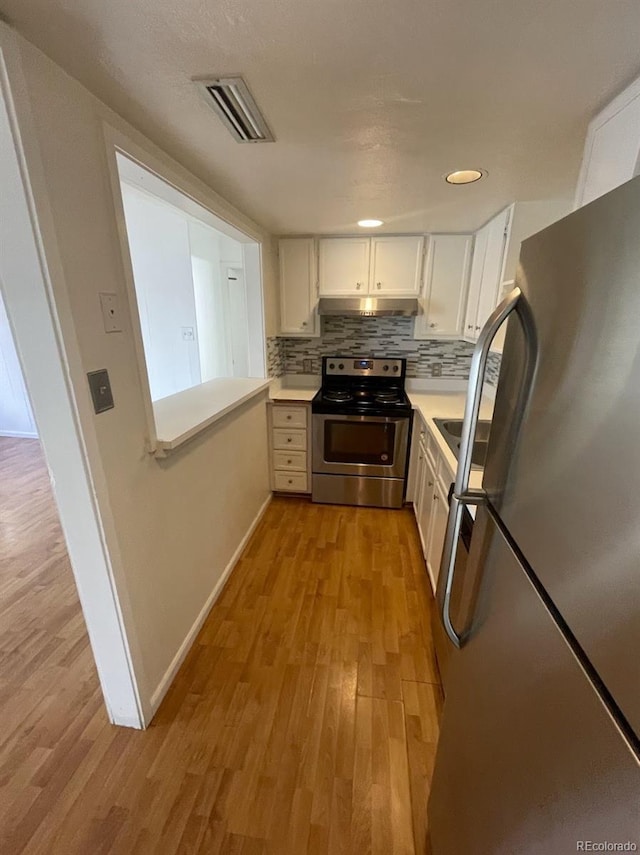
[324,356,405,378]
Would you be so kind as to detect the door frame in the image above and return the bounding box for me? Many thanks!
[0,28,144,728]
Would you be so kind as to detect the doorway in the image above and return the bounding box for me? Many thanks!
[0,38,142,727]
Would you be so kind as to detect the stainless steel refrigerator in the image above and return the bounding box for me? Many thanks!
[428,177,640,853]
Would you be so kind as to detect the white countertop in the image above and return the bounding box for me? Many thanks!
[153,378,271,454]
[269,385,317,402]
[408,390,495,491]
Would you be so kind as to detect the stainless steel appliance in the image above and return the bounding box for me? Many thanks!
[429,178,640,853]
[311,356,412,508]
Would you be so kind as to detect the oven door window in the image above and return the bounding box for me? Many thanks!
[324,420,396,466]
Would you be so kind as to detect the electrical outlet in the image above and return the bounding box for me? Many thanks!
[181,327,195,342]
[303,358,313,373]
[99,292,122,333]
[431,362,442,377]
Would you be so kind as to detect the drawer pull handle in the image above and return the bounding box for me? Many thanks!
[287,459,292,464]
[286,415,292,420]
[288,479,293,485]
[287,438,292,443]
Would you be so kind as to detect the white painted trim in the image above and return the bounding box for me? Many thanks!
[101,125,268,454]
[0,26,145,728]
[148,493,272,717]
[0,429,38,438]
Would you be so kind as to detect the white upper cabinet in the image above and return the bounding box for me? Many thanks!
[464,200,568,349]
[369,236,424,295]
[463,221,490,339]
[574,75,640,209]
[318,237,371,296]
[475,207,511,331]
[318,235,423,296]
[414,234,473,339]
[278,238,319,337]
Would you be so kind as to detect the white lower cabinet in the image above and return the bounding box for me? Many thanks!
[426,479,449,592]
[412,414,455,595]
[269,402,311,493]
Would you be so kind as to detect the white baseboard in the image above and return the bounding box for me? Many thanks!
[147,493,272,720]
[0,429,38,438]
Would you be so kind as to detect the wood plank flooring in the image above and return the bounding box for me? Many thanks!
[0,436,443,854]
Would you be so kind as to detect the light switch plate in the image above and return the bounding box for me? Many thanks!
[99,292,122,333]
[87,369,114,414]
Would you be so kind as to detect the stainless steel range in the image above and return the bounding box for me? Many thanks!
[311,356,413,509]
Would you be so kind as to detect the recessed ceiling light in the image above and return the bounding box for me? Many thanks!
[445,169,485,185]
[358,219,384,228]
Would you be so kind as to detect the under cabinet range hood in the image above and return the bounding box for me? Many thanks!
[317,298,421,317]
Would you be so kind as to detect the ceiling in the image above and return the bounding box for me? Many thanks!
[3,0,640,235]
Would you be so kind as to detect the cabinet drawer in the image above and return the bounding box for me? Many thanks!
[273,450,307,471]
[273,429,307,451]
[274,471,308,492]
[272,406,307,429]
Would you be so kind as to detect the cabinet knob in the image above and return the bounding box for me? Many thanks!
[433,494,438,501]
[301,321,307,326]
[428,480,433,487]
[287,438,292,443]
[288,479,293,485]
[467,324,473,330]
[429,322,437,328]
[376,282,382,289]
[287,459,292,464]
[356,282,362,290]
[475,325,481,330]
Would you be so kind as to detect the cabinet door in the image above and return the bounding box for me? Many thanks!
[576,88,640,208]
[418,453,437,558]
[369,236,424,295]
[279,238,319,336]
[426,479,448,593]
[416,234,473,338]
[318,238,370,296]
[463,223,488,340]
[473,207,511,339]
[413,448,426,524]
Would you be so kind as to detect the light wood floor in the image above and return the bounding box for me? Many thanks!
[0,437,443,854]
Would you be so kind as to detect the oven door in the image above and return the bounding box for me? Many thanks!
[312,413,410,479]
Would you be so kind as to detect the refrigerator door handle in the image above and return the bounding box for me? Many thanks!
[438,287,526,648]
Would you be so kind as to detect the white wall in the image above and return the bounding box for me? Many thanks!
[189,220,228,381]
[0,288,37,437]
[120,184,201,401]
[1,25,275,722]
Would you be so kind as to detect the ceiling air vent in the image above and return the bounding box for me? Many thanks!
[195,76,274,143]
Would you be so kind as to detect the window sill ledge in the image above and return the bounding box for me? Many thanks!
[151,378,271,456]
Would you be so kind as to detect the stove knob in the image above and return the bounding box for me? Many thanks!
[329,362,335,369]
[392,365,399,372]
[383,364,389,372]
[338,363,344,370]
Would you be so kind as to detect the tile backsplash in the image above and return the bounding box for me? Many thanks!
[266,336,285,378]
[267,317,502,384]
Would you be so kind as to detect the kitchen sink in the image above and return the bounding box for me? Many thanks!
[433,418,492,470]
